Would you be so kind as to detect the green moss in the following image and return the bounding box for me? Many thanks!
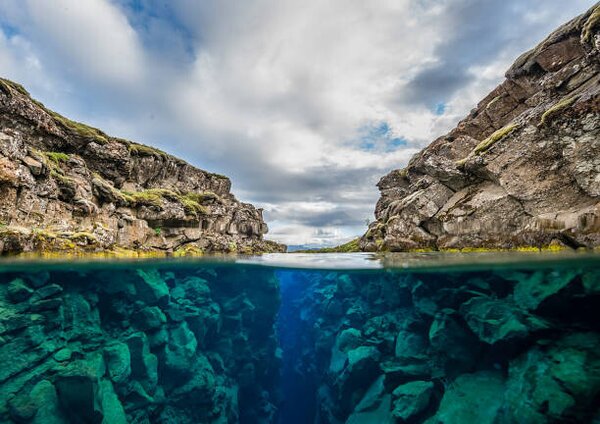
[183,191,220,204]
[539,97,577,126]
[121,190,163,208]
[122,188,208,216]
[209,172,229,180]
[173,244,204,257]
[485,95,502,110]
[473,124,517,155]
[0,78,30,96]
[582,5,600,43]
[179,197,207,217]
[45,152,70,164]
[50,170,76,186]
[47,110,109,145]
[68,232,97,244]
[456,124,517,167]
[154,227,162,236]
[128,143,168,158]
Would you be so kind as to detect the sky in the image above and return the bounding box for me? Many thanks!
[0,0,596,246]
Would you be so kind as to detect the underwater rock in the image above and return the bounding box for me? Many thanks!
[425,371,505,424]
[500,332,600,423]
[104,342,132,385]
[6,279,33,303]
[512,270,577,311]
[459,295,547,344]
[391,380,435,422]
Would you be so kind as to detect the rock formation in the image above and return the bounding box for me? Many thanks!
[0,79,285,255]
[361,3,600,251]
[0,264,281,423]
[279,264,600,423]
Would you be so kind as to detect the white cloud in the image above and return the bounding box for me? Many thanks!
[0,0,596,245]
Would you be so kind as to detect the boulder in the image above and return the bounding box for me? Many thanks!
[392,380,435,422]
[500,333,600,423]
[425,371,505,424]
[126,333,158,393]
[460,295,547,344]
[512,270,578,311]
[135,269,170,306]
[7,278,33,303]
[104,342,132,385]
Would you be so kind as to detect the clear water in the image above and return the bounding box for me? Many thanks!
[0,252,599,423]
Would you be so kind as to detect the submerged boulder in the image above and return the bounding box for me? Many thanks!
[425,371,505,424]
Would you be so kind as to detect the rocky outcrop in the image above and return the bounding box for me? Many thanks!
[361,3,600,251]
[0,79,285,255]
[0,264,281,423]
[279,265,600,423]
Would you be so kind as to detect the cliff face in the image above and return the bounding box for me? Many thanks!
[0,79,285,254]
[361,4,600,252]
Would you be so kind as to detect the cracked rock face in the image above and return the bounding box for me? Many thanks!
[361,4,600,251]
[0,80,285,255]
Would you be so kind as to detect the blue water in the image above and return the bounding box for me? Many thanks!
[0,252,599,423]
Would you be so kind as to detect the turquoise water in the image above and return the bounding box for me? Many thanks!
[0,252,599,423]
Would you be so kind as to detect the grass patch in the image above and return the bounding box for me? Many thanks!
[49,110,109,145]
[122,188,208,216]
[45,152,70,164]
[182,191,220,204]
[296,238,361,253]
[582,5,600,43]
[0,78,29,96]
[128,142,168,158]
[539,97,577,126]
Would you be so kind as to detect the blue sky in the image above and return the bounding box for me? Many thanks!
[0,0,596,245]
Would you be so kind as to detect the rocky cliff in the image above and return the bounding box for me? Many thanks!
[361,4,600,252]
[0,79,284,255]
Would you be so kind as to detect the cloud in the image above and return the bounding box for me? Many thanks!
[0,0,596,245]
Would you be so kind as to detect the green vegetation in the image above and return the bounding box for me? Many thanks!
[485,95,502,110]
[128,142,168,158]
[0,78,29,96]
[582,5,600,43]
[68,232,98,244]
[456,123,517,167]
[182,191,220,204]
[50,170,76,187]
[48,110,109,144]
[539,97,577,126]
[154,227,162,236]
[122,189,208,217]
[44,152,70,164]
[209,172,229,180]
[473,124,517,155]
[295,238,361,253]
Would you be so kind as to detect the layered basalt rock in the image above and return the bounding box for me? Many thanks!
[0,264,281,423]
[361,4,600,251]
[282,265,600,423]
[0,79,285,255]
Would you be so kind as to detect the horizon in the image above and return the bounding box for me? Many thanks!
[0,0,596,247]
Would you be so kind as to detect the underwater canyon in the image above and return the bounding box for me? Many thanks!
[0,254,599,423]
